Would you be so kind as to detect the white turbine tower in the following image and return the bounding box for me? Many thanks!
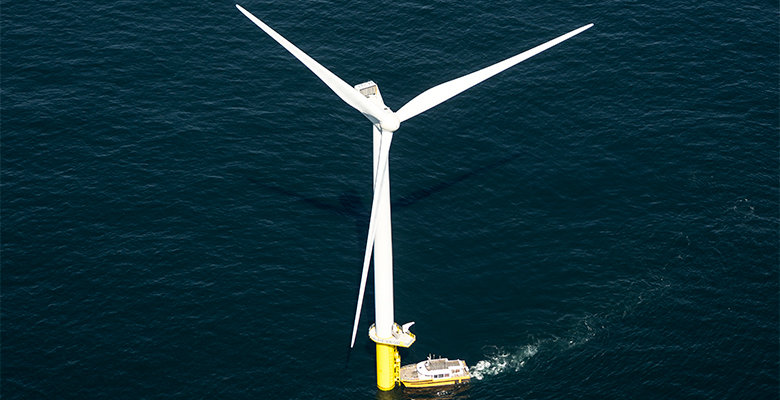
[236,4,592,391]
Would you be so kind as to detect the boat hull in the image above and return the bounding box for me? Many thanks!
[400,376,470,388]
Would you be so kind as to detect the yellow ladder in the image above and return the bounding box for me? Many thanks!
[393,347,401,384]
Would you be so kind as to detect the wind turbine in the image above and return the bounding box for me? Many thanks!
[236,4,592,391]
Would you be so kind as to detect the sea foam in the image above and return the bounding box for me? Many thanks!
[470,345,539,380]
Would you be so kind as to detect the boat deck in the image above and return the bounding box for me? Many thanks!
[428,359,463,370]
[399,364,419,381]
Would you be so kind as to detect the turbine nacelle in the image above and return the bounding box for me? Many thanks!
[354,81,400,132]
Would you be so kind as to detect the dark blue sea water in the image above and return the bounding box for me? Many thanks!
[2,1,778,399]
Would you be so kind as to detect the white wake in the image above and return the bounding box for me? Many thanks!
[469,345,539,380]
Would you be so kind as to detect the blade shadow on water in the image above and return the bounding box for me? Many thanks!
[246,178,371,244]
[246,177,366,219]
[248,149,525,221]
[394,150,526,209]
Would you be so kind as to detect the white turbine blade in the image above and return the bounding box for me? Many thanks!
[236,5,388,124]
[395,23,594,123]
[350,129,394,348]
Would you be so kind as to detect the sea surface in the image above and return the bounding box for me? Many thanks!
[2,1,778,399]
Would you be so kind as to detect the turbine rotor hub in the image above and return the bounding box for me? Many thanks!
[379,113,400,132]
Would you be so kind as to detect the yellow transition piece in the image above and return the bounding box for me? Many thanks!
[375,343,397,390]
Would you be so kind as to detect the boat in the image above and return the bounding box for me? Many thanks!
[399,356,471,388]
